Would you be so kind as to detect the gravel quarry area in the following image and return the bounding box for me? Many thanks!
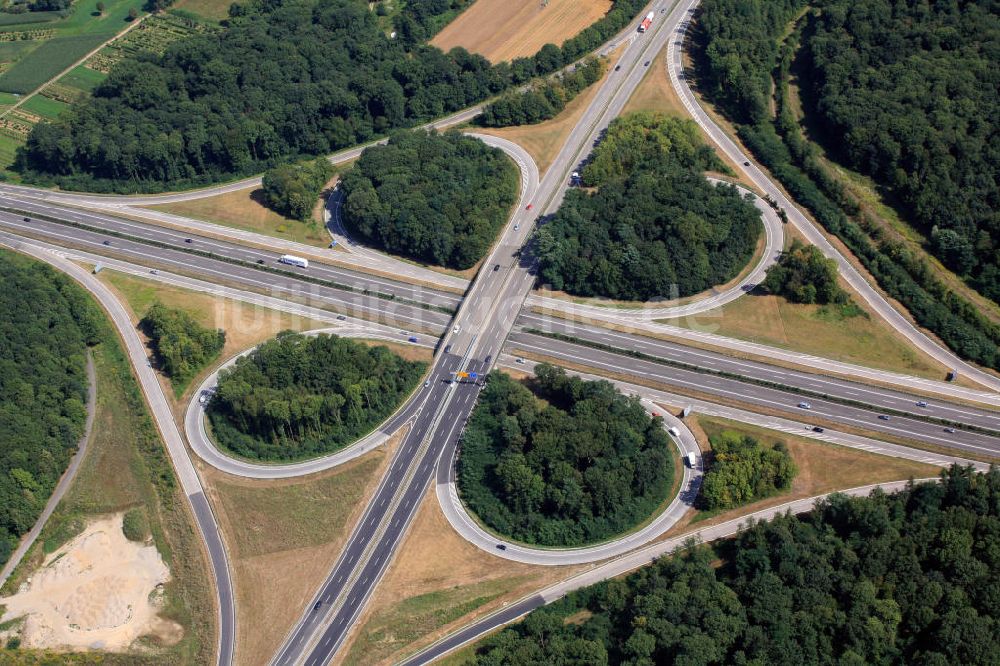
[0,513,181,652]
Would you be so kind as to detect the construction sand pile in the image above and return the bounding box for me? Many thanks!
[0,513,180,651]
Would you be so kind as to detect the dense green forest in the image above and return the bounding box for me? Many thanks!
[469,466,999,664]
[16,0,654,192]
[477,57,605,128]
[0,251,101,569]
[207,332,424,461]
[139,302,225,388]
[536,113,762,300]
[803,0,1000,303]
[457,365,674,547]
[339,131,518,269]
[700,429,796,511]
[762,238,847,305]
[261,157,335,221]
[696,0,1000,372]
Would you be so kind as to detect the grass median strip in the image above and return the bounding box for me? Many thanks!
[521,328,1000,438]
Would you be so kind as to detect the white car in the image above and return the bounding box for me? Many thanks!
[514,224,520,231]
[798,402,812,409]
[453,325,461,334]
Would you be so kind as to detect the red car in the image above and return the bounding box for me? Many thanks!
[526,203,533,210]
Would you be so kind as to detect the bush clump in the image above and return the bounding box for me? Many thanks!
[700,429,796,511]
[121,507,150,542]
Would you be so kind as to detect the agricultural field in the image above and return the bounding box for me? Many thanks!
[431,0,612,63]
[0,10,206,172]
[0,32,109,93]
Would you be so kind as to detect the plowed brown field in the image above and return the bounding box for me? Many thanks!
[431,0,612,63]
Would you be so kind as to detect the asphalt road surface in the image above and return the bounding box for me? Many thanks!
[508,333,1000,458]
[513,315,1000,431]
[398,480,932,666]
[665,0,1000,394]
[0,212,452,335]
[0,236,236,666]
[274,1,709,662]
[0,196,462,311]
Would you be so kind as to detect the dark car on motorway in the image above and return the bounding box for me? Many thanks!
[812,426,824,433]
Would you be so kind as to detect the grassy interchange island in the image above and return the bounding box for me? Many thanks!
[340,131,519,270]
[457,365,675,548]
[206,332,425,462]
[536,112,763,301]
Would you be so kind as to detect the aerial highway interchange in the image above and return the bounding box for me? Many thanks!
[0,0,997,664]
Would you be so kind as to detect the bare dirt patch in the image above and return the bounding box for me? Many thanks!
[0,513,178,653]
[431,0,611,63]
[338,486,584,665]
[200,428,404,666]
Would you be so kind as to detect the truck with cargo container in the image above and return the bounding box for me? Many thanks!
[279,254,309,268]
[638,11,654,32]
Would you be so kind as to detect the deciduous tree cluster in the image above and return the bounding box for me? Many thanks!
[0,251,101,568]
[458,365,674,547]
[536,112,762,301]
[261,157,335,221]
[477,57,605,128]
[700,429,796,511]
[696,0,1000,372]
[762,238,846,305]
[139,302,225,387]
[208,332,424,460]
[470,466,1000,665]
[340,130,518,269]
[16,0,655,192]
[804,0,1000,302]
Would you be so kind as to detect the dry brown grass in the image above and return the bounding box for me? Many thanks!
[170,0,232,20]
[200,429,404,666]
[337,486,584,666]
[477,47,624,174]
[99,269,328,403]
[653,413,942,540]
[666,284,949,380]
[623,45,758,192]
[431,0,611,63]
[147,186,331,248]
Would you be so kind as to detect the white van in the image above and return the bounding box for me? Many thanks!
[687,452,697,468]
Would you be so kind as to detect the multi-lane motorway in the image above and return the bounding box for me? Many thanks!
[1,0,998,663]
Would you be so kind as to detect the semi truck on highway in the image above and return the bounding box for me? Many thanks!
[279,254,309,268]
[638,11,654,32]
